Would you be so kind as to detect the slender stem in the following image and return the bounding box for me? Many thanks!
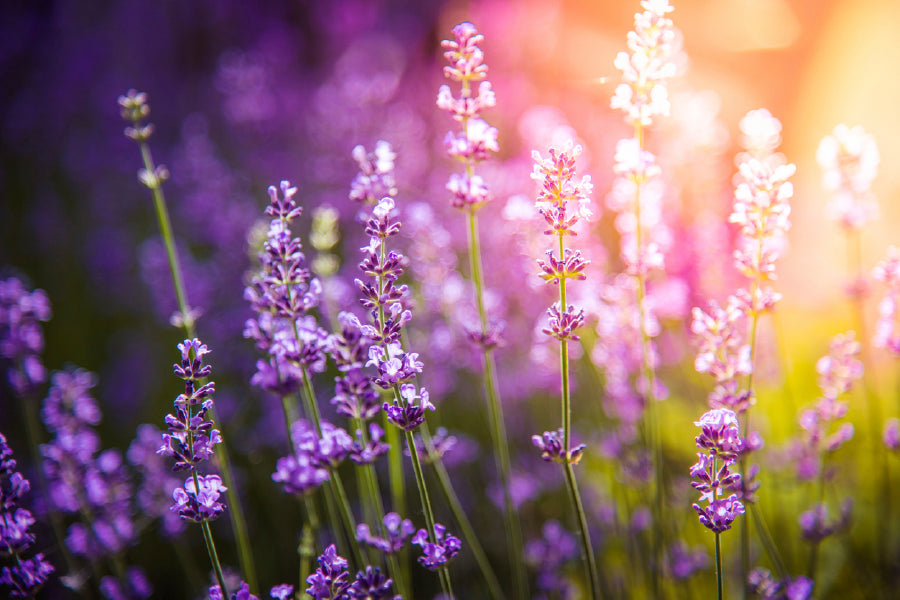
[199,516,229,596]
[557,230,600,599]
[465,209,527,600]
[420,425,505,600]
[298,367,366,567]
[715,531,723,600]
[631,122,665,596]
[404,428,453,599]
[136,139,257,593]
[748,503,788,580]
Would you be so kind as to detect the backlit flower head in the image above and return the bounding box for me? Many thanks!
[817,124,879,230]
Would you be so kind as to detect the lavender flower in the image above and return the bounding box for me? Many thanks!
[127,424,186,537]
[525,520,578,597]
[411,523,462,570]
[159,339,226,522]
[209,581,259,600]
[349,142,398,206]
[348,423,390,465]
[691,298,753,413]
[159,339,222,474]
[356,512,414,554]
[382,383,434,432]
[98,567,152,600]
[690,408,745,533]
[532,429,586,465]
[817,124,879,231]
[1,432,55,598]
[271,453,329,497]
[347,566,397,599]
[0,277,51,397]
[245,181,327,395]
[40,369,138,559]
[306,544,350,599]
[611,0,681,127]
[872,246,900,355]
[748,568,814,600]
[269,584,294,600]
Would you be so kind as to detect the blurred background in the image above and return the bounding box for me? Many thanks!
[2,0,900,597]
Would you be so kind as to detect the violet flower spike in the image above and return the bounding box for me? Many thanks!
[411,523,462,571]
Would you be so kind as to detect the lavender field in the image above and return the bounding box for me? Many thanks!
[2,1,900,598]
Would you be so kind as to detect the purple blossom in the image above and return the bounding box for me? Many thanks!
[269,584,294,600]
[748,568,814,600]
[411,523,462,571]
[99,567,153,600]
[0,432,55,599]
[798,500,851,544]
[542,303,586,342]
[525,520,578,596]
[690,408,745,533]
[356,512,415,554]
[667,540,709,580]
[347,566,397,599]
[306,544,350,599]
[349,142,398,206]
[272,453,329,498]
[209,581,259,600]
[348,423,390,465]
[382,383,434,432]
[532,429,586,465]
[817,124,879,231]
[0,277,51,397]
[172,474,227,522]
[873,246,900,354]
[40,369,137,559]
[127,424,186,537]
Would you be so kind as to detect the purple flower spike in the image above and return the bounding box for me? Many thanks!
[356,512,415,554]
[172,474,227,522]
[349,423,390,465]
[411,523,462,571]
[272,453,329,497]
[542,303,586,342]
[691,408,746,533]
[306,544,350,600]
[348,566,397,599]
[692,494,745,533]
[532,429,586,465]
[0,433,55,599]
[269,584,294,600]
[383,384,434,432]
[0,278,52,397]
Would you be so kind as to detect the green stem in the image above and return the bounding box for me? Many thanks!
[199,514,229,596]
[631,123,665,597]
[298,368,365,567]
[404,428,454,599]
[558,230,600,599]
[136,139,258,594]
[748,503,788,580]
[420,425,505,600]
[465,209,527,600]
[715,531,723,600]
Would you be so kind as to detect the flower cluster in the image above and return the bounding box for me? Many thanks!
[439,22,497,209]
[525,520,579,598]
[349,141,398,206]
[209,581,259,600]
[747,568,814,600]
[305,545,397,600]
[356,512,415,555]
[127,425,186,537]
[691,298,753,413]
[244,181,327,396]
[352,197,431,432]
[872,246,900,356]
[816,124,879,231]
[611,0,681,127]
[411,524,462,571]
[159,339,226,522]
[532,429,586,465]
[1,433,55,599]
[690,409,746,533]
[731,109,795,316]
[0,277,51,397]
[795,332,860,480]
[40,369,139,560]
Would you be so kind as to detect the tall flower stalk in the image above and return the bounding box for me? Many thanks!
[690,409,746,600]
[158,338,230,596]
[530,142,600,598]
[437,22,526,600]
[118,90,257,594]
[610,1,680,587]
[353,196,458,597]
